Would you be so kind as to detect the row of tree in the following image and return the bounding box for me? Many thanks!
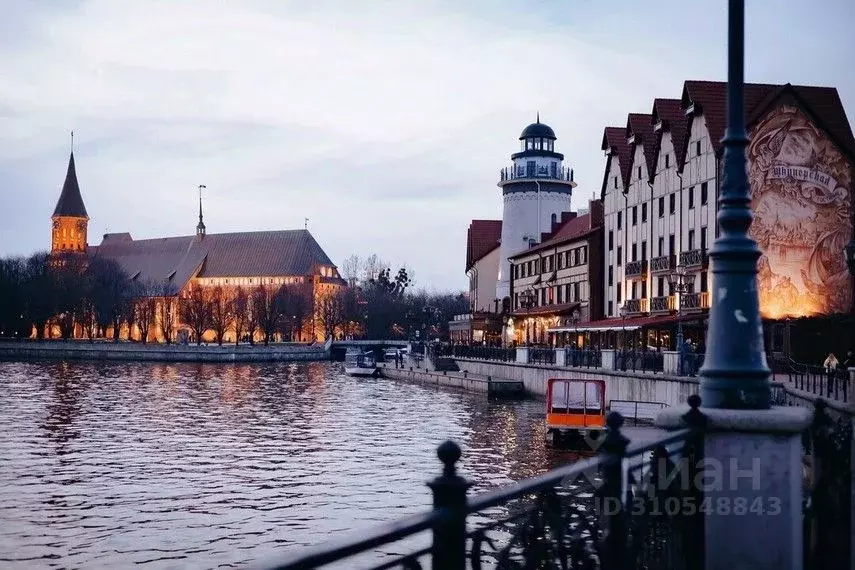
[0,252,468,343]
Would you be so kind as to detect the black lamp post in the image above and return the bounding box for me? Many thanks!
[667,265,689,374]
[698,0,771,409]
[619,304,628,349]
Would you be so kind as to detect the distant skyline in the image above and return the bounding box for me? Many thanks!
[2,0,853,291]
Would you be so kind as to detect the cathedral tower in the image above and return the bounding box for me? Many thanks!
[51,151,89,254]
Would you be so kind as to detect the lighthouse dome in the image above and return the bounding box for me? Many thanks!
[519,121,556,140]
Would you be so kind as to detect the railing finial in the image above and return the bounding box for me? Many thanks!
[437,440,462,477]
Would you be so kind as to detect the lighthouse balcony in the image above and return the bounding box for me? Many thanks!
[499,165,575,186]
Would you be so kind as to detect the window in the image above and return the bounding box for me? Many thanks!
[701,271,708,293]
[534,139,542,150]
[688,229,696,250]
[701,182,708,205]
[557,286,563,304]
[641,203,648,223]
[608,230,614,251]
[701,227,707,251]
[632,243,638,262]
[608,300,614,316]
[669,234,675,255]
[574,282,581,301]
[550,162,557,177]
[658,196,665,218]
[696,140,702,156]
[658,236,664,256]
[632,206,637,226]
[608,266,613,286]
[514,293,519,309]
[665,154,670,168]
[617,283,622,303]
[669,193,676,214]
[614,176,618,189]
[658,276,665,297]
[617,246,622,266]
[641,280,647,298]
[617,211,623,229]
[580,247,587,264]
[641,241,647,261]
[632,282,637,299]
[637,166,642,180]
[527,161,536,177]
[688,186,695,209]
[565,283,571,301]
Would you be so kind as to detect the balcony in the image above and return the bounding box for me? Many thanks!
[650,295,676,313]
[499,165,574,184]
[624,259,648,279]
[680,291,710,311]
[624,297,649,315]
[679,248,708,270]
[650,254,675,274]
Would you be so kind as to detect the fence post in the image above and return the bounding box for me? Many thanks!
[428,441,470,570]
[597,411,629,569]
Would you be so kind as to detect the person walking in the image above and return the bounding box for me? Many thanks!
[823,352,839,396]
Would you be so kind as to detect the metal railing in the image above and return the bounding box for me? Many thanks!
[259,398,707,570]
[623,298,649,315]
[624,260,648,279]
[442,345,517,363]
[650,254,675,274]
[649,295,675,313]
[680,292,709,311]
[499,165,574,183]
[774,357,850,403]
[677,353,705,377]
[679,249,707,269]
[528,347,556,365]
[564,347,602,368]
[614,349,664,374]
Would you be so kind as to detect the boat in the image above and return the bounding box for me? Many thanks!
[344,348,379,377]
[545,378,606,447]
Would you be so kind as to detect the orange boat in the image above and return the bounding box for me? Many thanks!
[545,378,606,446]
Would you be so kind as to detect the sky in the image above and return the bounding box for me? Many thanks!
[1,0,853,292]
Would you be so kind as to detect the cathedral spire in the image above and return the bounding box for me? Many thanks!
[196,184,206,237]
[52,150,88,218]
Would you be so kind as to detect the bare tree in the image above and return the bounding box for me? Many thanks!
[231,287,249,345]
[340,254,361,286]
[85,257,130,341]
[251,285,280,346]
[133,280,158,344]
[245,290,261,345]
[208,286,230,345]
[317,290,344,340]
[153,282,178,344]
[179,286,212,345]
[277,283,312,342]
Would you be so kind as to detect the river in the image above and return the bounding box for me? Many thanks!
[0,360,590,569]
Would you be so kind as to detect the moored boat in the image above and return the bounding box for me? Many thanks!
[344,348,379,377]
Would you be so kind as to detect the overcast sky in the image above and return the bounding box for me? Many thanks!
[1,0,853,292]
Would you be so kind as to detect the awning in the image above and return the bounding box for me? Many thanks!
[512,302,581,318]
[547,312,706,333]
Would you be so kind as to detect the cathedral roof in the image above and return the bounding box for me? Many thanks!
[52,152,88,218]
[89,229,339,296]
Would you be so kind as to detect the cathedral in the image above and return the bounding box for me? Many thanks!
[49,149,345,342]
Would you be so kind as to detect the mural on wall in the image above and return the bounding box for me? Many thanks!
[748,104,852,319]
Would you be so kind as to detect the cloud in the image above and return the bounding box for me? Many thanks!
[1,0,853,291]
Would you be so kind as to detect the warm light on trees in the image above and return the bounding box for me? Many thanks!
[180,286,213,345]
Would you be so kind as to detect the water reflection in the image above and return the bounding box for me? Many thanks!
[0,361,579,569]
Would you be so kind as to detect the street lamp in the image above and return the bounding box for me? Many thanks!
[699,0,771,409]
[667,265,689,374]
[520,289,536,345]
[619,303,628,349]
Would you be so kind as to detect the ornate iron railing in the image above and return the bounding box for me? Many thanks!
[443,345,517,363]
[624,298,649,315]
[650,296,675,313]
[804,400,852,570]
[564,347,602,368]
[614,349,664,374]
[775,358,850,403]
[680,292,709,311]
[499,165,574,183]
[528,347,556,365]
[258,398,707,570]
[625,260,648,279]
[650,255,676,274]
[678,249,707,269]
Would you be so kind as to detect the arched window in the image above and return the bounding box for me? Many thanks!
[551,213,557,226]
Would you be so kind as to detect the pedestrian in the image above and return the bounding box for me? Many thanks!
[823,352,839,396]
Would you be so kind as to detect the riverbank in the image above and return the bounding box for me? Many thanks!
[0,340,329,363]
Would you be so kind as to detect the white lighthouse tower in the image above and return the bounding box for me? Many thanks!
[495,115,577,305]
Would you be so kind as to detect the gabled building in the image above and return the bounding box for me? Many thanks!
[590,80,854,358]
[46,149,345,342]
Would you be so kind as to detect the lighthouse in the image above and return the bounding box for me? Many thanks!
[495,116,577,304]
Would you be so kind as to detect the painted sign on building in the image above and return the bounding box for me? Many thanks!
[748,104,853,318]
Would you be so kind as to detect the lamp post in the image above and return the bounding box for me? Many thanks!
[520,289,535,345]
[667,265,688,375]
[618,304,628,349]
[699,0,771,409]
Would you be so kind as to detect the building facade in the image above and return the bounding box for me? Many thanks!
[46,151,345,343]
[595,81,854,357]
[506,200,604,345]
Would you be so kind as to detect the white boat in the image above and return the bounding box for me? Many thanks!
[344,348,379,377]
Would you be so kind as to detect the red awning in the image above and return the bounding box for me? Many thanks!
[548,312,706,332]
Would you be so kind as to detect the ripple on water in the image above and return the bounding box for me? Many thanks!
[0,360,571,569]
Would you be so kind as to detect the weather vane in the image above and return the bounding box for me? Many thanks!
[305,217,309,229]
